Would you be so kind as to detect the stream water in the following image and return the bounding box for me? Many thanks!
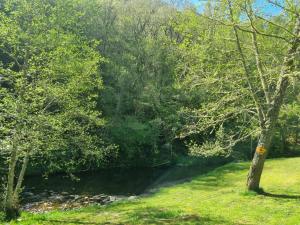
[23,167,166,196]
[18,158,227,212]
[22,167,165,199]
[19,167,167,212]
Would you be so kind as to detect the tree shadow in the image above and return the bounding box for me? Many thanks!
[121,206,231,225]
[185,163,249,191]
[35,205,233,225]
[147,161,248,193]
[31,211,104,225]
[259,191,300,200]
[38,219,98,224]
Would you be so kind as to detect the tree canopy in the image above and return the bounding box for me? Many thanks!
[0,0,299,220]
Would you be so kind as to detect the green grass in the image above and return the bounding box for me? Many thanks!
[6,157,300,225]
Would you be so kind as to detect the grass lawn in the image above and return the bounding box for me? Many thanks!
[5,157,300,225]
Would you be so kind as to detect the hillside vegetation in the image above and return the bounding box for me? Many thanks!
[1,0,299,220]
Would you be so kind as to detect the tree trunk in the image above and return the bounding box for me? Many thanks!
[247,128,273,191]
[247,16,300,191]
[5,142,20,220]
[4,205,20,221]
[13,152,30,203]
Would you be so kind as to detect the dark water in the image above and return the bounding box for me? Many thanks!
[22,167,166,197]
[21,157,229,207]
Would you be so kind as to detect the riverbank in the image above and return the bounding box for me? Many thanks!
[16,156,227,213]
[4,157,300,224]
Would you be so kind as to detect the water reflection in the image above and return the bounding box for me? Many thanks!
[23,167,166,197]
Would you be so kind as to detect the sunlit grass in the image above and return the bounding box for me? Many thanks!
[7,157,300,225]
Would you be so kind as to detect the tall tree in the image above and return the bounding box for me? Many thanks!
[175,0,300,190]
[0,0,106,219]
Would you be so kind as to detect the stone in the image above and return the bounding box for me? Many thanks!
[128,195,137,200]
[109,196,117,201]
[48,194,65,202]
[71,195,81,201]
[90,195,107,202]
[22,192,34,197]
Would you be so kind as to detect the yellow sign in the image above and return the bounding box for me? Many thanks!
[256,146,266,155]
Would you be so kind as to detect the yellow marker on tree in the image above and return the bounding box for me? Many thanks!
[256,146,266,155]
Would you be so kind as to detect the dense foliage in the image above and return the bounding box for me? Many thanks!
[0,0,299,218]
[0,0,299,172]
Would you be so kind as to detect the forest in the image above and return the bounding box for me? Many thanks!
[0,0,299,224]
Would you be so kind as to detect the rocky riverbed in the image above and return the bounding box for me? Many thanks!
[21,190,137,213]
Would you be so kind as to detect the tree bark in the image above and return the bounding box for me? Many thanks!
[247,17,300,191]
[247,128,273,191]
[13,151,30,203]
[5,140,20,220]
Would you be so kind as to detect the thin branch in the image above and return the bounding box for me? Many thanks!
[0,47,22,69]
[227,0,266,126]
[13,150,30,201]
[266,17,300,122]
[255,15,296,37]
[267,0,299,16]
[238,27,289,42]
[199,14,290,42]
[245,1,271,104]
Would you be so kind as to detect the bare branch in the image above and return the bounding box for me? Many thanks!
[255,15,296,37]
[227,0,266,125]
[266,17,300,123]
[199,14,290,42]
[267,0,299,16]
[245,1,271,104]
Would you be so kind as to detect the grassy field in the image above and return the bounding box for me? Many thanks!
[4,157,300,225]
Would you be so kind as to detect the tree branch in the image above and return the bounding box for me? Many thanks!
[245,1,271,104]
[227,0,266,126]
[267,0,299,16]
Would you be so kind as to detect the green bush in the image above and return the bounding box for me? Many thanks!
[108,116,169,167]
[0,211,4,222]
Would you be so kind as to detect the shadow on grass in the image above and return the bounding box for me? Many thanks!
[35,202,232,225]
[120,206,231,225]
[185,163,249,191]
[36,219,98,224]
[147,161,248,193]
[259,191,300,200]
[35,205,232,225]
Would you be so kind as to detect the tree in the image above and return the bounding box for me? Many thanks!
[0,0,106,219]
[231,0,300,191]
[175,0,300,191]
[79,0,180,165]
